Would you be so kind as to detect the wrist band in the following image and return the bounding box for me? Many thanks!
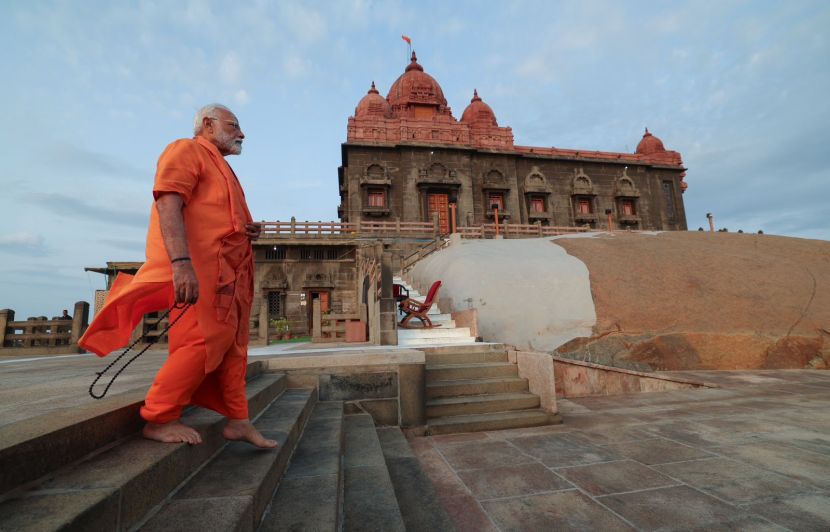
[171,257,191,263]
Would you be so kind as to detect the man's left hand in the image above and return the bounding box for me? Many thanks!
[245,222,262,241]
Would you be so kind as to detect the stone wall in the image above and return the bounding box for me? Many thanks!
[340,143,687,231]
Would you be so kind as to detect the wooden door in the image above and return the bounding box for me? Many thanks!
[427,193,450,234]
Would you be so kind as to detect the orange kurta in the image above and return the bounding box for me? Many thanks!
[80,136,254,421]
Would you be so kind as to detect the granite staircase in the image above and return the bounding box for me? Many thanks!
[393,276,478,347]
[424,344,560,435]
[0,362,453,531]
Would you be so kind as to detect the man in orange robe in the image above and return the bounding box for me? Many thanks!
[80,104,276,448]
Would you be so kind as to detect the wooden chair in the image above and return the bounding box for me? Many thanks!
[398,280,442,329]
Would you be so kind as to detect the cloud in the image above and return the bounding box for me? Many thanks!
[24,192,148,228]
[279,2,327,45]
[234,89,250,106]
[0,232,48,256]
[220,52,242,85]
[97,237,145,253]
[283,54,313,79]
[43,142,145,180]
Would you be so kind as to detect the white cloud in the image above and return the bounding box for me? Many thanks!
[234,89,250,105]
[0,232,47,256]
[279,2,327,45]
[283,54,312,79]
[220,52,242,85]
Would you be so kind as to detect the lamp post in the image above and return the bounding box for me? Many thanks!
[706,212,714,233]
[491,203,500,237]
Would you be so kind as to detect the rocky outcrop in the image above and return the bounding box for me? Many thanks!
[554,232,830,370]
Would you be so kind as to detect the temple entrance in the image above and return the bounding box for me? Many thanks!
[307,290,330,330]
[427,192,450,234]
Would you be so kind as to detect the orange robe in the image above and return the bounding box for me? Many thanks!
[80,136,254,423]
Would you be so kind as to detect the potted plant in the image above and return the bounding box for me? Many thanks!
[269,317,288,342]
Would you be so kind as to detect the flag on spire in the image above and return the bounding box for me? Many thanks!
[401,35,411,45]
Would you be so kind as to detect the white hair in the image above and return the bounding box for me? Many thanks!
[193,103,234,135]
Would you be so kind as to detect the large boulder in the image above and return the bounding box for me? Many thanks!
[408,232,830,370]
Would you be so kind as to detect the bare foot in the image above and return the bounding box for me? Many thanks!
[142,420,203,445]
[223,419,278,449]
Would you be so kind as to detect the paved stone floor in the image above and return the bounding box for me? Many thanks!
[410,370,830,532]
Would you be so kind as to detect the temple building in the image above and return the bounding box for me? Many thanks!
[339,52,688,232]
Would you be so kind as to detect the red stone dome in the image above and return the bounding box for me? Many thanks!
[386,52,448,110]
[355,81,391,119]
[460,90,498,127]
[636,128,666,155]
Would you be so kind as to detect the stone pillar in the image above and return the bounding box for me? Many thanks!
[0,309,13,348]
[312,299,322,340]
[399,363,425,427]
[70,301,89,346]
[379,250,398,345]
[259,296,269,342]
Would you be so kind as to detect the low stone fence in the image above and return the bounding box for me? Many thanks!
[311,299,368,343]
[0,302,90,355]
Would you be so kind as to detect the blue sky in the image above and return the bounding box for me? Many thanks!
[1,0,829,318]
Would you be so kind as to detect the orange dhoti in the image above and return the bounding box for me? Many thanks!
[140,304,248,423]
[80,136,255,423]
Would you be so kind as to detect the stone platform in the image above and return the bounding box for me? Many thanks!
[2,349,828,530]
[411,369,830,531]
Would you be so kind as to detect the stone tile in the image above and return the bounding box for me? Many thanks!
[639,421,750,447]
[559,460,677,496]
[143,496,253,532]
[457,462,573,500]
[603,437,716,465]
[283,440,340,478]
[431,431,491,446]
[507,432,622,467]
[481,489,632,531]
[0,488,119,531]
[745,493,830,531]
[438,440,535,471]
[407,442,470,500]
[571,427,655,445]
[716,441,830,489]
[442,494,499,532]
[683,515,787,531]
[655,457,809,504]
[261,475,338,532]
[599,485,743,531]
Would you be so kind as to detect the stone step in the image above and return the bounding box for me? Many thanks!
[398,327,471,339]
[256,401,344,531]
[140,388,318,532]
[376,427,456,532]
[423,343,506,355]
[343,414,405,532]
[398,337,479,347]
[427,392,540,418]
[427,409,560,436]
[0,373,286,532]
[426,362,519,383]
[0,360,269,498]
[426,376,529,399]
[425,349,508,366]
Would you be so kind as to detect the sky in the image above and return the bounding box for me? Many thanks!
[1,0,829,319]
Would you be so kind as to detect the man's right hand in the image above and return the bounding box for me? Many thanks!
[172,261,199,304]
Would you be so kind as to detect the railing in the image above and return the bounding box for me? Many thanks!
[457,223,592,239]
[260,218,592,241]
[0,302,90,354]
[401,238,446,272]
[260,218,439,239]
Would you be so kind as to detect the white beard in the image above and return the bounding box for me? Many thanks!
[216,129,243,155]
